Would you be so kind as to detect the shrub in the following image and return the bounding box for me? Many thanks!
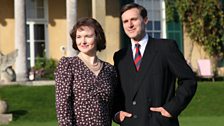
[31,57,58,80]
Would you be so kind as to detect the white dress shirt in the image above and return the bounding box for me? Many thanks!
[131,34,149,59]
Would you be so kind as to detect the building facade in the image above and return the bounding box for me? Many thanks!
[1,0,223,81]
[0,0,121,81]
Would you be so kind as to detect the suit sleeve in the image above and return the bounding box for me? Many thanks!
[112,52,125,123]
[163,41,197,117]
[55,57,74,126]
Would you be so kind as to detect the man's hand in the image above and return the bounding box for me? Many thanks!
[115,111,132,122]
[150,107,172,118]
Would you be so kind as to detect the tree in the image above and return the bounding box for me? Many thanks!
[165,0,224,57]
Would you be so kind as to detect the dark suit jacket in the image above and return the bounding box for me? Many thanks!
[113,36,197,126]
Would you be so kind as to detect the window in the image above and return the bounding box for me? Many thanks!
[135,0,166,38]
[167,21,183,52]
[26,0,45,19]
[34,24,45,58]
[26,0,48,68]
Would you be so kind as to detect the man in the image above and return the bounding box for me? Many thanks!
[113,3,197,126]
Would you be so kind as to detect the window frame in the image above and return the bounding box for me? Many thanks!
[26,0,49,68]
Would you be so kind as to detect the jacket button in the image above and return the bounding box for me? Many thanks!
[132,101,136,105]
[133,115,138,118]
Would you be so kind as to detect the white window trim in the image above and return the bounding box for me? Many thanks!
[161,0,166,38]
[29,22,35,67]
[26,22,48,67]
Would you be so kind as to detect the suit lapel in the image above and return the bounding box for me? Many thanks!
[131,37,157,99]
[121,46,136,89]
[125,46,136,74]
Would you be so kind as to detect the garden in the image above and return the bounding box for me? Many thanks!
[0,81,223,126]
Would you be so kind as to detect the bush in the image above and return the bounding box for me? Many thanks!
[165,0,224,57]
[31,57,58,80]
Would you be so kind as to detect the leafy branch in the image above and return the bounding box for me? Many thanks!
[165,0,224,57]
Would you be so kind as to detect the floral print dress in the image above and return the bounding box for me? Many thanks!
[55,57,117,126]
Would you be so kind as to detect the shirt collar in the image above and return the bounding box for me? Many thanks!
[131,34,148,51]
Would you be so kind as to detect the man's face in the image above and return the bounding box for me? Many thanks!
[121,8,148,42]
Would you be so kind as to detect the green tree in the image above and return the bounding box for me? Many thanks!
[165,0,224,57]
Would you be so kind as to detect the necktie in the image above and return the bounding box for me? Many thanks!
[134,43,142,71]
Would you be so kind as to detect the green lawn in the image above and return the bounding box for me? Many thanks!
[0,85,56,126]
[179,116,224,126]
[0,81,224,126]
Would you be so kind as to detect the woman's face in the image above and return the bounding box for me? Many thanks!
[76,26,97,56]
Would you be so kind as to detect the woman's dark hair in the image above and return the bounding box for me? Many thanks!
[120,3,147,19]
[70,17,106,51]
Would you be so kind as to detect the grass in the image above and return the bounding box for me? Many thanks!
[179,117,224,126]
[180,81,224,116]
[1,121,58,126]
[0,85,56,125]
[178,81,224,126]
[0,81,224,126]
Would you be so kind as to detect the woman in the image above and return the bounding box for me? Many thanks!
[55,17,118,126]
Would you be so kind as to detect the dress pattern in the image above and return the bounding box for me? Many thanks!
[55,56,117,126]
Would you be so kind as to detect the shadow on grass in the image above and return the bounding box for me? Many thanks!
[8,110,28,121]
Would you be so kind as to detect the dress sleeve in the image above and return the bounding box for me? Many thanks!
[55,57,74,126]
